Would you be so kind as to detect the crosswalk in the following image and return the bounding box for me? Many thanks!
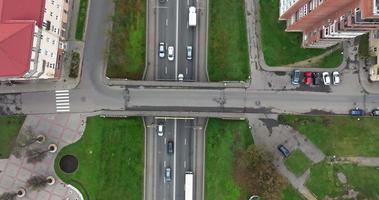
[55,90,70,112]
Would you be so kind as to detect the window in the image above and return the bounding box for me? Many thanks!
[44,50,48,56]
[50,12,53,17]
[47,37,50,42]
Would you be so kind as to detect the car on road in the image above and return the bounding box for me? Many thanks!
[159,42,165,58]
[350,108,364,116]
[165,167,172,182]
[303,72,312,85]
[291,69,301,85]
[371,109,379,116]
[159,0,166,3]
[322,72,331,85]
[312,72,321,85]
[157,123,164,136]
[187,46,193,60]
[168,46,174,61]
[178,73,184,81]
[277,145,291,157]
[332,71,340,85]
[167,141,174,154]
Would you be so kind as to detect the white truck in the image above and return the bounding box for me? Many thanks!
[185,172,193,200]
[188,6,197,27]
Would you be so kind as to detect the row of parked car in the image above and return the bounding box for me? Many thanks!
[350,108,379,116]
[292,70,340,86]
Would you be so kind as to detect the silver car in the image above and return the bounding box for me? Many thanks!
[165,167,172,182]
[159,42,165,58]
[187,46,192,60]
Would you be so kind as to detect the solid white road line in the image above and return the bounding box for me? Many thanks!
[56,99,69,103]
[56,109,70,112]
[174,0,179,79]
[55,90,69,93]
[173,119,177,200]
[55,93,69,96]
[55,96,69,99]
[56,103,70,106]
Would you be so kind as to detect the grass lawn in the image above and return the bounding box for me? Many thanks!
[306,162,379,199]
[358,33,370,58]
[314,48,344,68]
[75,0,89,40]
[55,116,144,199]
[260,0,328,66]
[205,119,253,199]
[284,150,312,177]
[282,186,305,200]
[279,115,379,156]
[106,0,146,79]
[208,0,250,81]
[0,116,25,159]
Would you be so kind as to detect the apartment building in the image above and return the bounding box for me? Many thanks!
[279,0,379,48]
[0,0,71,80]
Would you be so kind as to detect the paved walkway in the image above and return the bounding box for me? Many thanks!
[247,115,324,200]
[332,156,379,167]
[0,114,86,200]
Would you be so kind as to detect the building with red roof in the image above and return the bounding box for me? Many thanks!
[0,0,71,79]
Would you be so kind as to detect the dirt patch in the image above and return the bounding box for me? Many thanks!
[60,155,79,173]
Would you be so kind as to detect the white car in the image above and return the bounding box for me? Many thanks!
[322,72,331,85]
[332,71,340,85]
[157,124,164,136]
[167,46,174,61]
[178,73,184,81]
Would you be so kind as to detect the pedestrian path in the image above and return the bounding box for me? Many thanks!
[55,90,70,112]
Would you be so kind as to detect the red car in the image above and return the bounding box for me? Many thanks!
[303,72,312,85]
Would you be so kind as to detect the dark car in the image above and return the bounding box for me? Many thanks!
[277,145,291,157]
[291,70,301,85]
[167,141,174,154]
[350,108,364,116]
[303,72,312,85]
[312,72,321,85]
[371,109,379,116]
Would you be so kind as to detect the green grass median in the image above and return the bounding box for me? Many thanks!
[208,0,250,81]
[0,116,25,159]
[106,0,146,79]
[75,0,88,40]
[55,116,144,199]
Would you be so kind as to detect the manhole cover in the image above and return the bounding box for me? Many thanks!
[60,155,78,173]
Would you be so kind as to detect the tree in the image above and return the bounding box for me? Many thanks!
[0,192,17,200]
[12,126,45,158]
[26,176,55,191]
[234,146,287,200]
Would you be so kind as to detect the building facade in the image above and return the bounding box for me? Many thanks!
[0,0,70,80]
[279,0,379,48]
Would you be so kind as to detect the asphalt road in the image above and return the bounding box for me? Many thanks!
[145,117,201,200]
[157,0,196,81]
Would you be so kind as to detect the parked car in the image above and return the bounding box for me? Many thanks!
[322,72,331,85]
[178,73,184,81]
[350,108,364,116]
[165,167,172,182]
[159,42,165,58]
[187,46,192,60]
[312,72,321,85]
[277,145,291,157]
[157,123,164,136]
[371,109,379,116]
[291,70,301,85]
[332,71,340,85]
[167,141,174,154]
[167,46,174,61]
[303,72,312,85]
